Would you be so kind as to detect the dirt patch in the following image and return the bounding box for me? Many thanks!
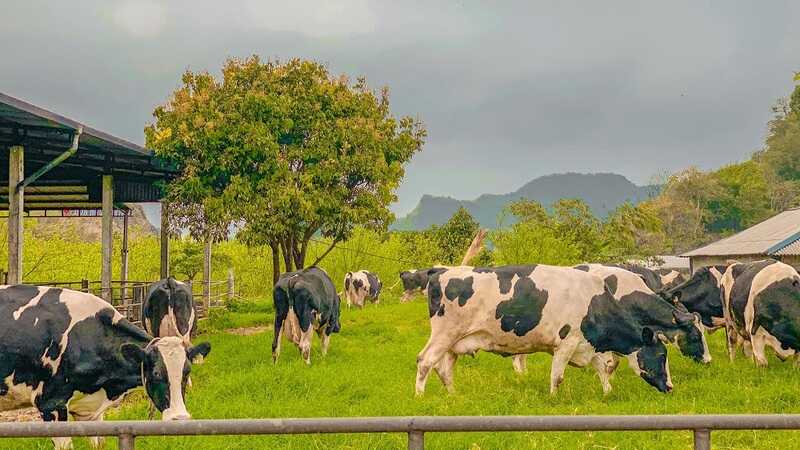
[0,407,41,422]
[226,325,270,336]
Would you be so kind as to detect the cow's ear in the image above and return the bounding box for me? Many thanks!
[187,342,211,363]
[642,327,656,345]
[121,343,145,364]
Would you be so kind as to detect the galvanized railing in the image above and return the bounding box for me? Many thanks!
[2,415,800,449]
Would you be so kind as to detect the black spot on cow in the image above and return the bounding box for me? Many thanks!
[581,290,641,354]
[752,277,800,352]
[574,265,590,272]
[445,277,475,307]
[730,260,779,328]
[364,271,382,298]
[427,270,446,318]
[558,324,571,339]
[604,275,618,296]
[661,266,725,328]
[474,265,535,294]
[495,277,548,336]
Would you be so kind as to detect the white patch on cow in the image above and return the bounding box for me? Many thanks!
[660,270,681,286]
[12,287,48,320]
[33,317,39,327]
[709,266,723,284]
[154,337,191,421]
[67,388,120,421]
[581,264,654,297]
[40,289,119,375]
[0,373,37,411]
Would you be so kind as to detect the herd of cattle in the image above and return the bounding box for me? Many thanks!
[0,257,799,449]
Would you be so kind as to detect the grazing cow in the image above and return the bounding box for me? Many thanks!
[658,269,687,290]
[0,285,210,450]
[272,267,341,365]
[513,264,710,374]
[399,269,434,302]
[343,270,382,308]
[143,277,197,348]
[720,260,800,366]
[416,265,672,396]
[659,265,729,330]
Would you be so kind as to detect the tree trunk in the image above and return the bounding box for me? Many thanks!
[309,239,339,267]
[281,237,294,273]
[461,229,487,265]
[293,238,306,269]
[269,241,281,286]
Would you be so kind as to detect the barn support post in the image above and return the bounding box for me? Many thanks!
[203,238,211,312]
[101,175,114,302]
[7,145,24,284]
[121,212,129,303]
[160,201,170,279]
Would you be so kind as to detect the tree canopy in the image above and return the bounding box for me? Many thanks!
[146,56,426,282]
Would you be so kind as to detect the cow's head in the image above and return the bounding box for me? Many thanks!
[628,327,672,393]
[659,266,725,329]
[122,337,211,421]
[671,307,711,364]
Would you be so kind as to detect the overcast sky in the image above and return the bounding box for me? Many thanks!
[2,1,798,215]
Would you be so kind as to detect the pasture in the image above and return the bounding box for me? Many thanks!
[7,294,800,450]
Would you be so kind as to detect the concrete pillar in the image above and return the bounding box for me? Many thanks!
[203,238,211,311]
[101,175,113,302]
[160,201,169,279]
[7,146,23,285]
[121,213,129,302]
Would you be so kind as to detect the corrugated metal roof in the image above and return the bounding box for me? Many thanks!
[773,237,800,256]
[682,208,800,257]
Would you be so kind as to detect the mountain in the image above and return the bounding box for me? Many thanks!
[393,173,656,230]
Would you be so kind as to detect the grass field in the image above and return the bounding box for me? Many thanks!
[8,295,800,450]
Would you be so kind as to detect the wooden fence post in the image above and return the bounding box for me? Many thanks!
[227,268,235,300]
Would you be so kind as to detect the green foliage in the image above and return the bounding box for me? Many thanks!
[171,240,234,281]
[147,56,426,279]
[430,207,480,265]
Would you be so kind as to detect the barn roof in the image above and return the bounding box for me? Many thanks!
[0,91,176,208]
[682,208,800,257]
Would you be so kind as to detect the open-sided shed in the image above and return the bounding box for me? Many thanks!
[0,91,174,299]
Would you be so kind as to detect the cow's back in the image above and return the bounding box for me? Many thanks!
[727,260,779,327]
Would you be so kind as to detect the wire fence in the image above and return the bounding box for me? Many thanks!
[2,414,800,450]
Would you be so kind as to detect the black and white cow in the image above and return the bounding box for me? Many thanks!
[720,259,800,366]
[657,269,687,291]
[416,265,672,396]
[0,285,210,450]
[512,264,709,374]
[659,265,729,330]
[272,267,341,365]
[399,268,435,302]
[343,270,382,308]
[612,264,686,292]
[143,277,197,348]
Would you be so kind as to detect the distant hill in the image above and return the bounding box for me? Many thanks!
[393,173,656,230]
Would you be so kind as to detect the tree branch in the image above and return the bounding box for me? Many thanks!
[308,239,340,268]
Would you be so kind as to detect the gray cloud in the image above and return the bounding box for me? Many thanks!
[1,1,798,215]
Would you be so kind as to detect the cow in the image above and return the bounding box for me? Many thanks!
[272,267,341,365]
[659,265,729,330]
[512,264,710,374]
[142,277,197,348]
[415,265,672,396]
[399,269,434,302]
[658,269,687,290]
[0,285,211,450]
[343,270,382,308]
[720,259,800,366]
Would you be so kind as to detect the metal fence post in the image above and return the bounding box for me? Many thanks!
[408,430,424,450]
[693,429,711,450]
[118,433,135,450]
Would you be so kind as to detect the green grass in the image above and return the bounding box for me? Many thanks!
[9,296,800,449]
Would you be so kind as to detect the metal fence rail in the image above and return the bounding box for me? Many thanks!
[2,415,800,449]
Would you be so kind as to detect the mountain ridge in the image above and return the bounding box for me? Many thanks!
[393,172,656,230]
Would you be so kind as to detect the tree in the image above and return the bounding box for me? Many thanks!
[171,241,233,282]
[431,208,480,265]
[146,56,426,284]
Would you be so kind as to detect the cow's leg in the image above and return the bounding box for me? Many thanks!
[550,339,579,395]
[272,314,285,364]
[416,338,455,395]
[751,332,769,368]
[433,351,459,393]
[591,353,614,395]
[512,354,527,374]
[725,325,740,362]
[41,405,72,450]
[317,327,332,356]
[299,327,315,365]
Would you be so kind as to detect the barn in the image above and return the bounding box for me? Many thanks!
[682,207,800,272]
